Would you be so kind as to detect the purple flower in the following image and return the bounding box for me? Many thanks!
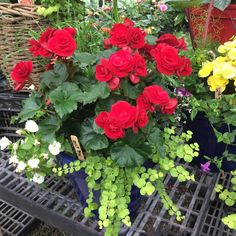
[175,87,192,97]
[201,161,211,172]
[159,3,168,12]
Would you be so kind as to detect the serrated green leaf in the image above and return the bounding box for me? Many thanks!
[49,82,81,118]
[40,63,68,90]
[77,82,110,105]
[111,140,152,167]
[145,35,157,45]
[121,80,142,100]
[74,52,97,66]
[80,118,109,151]
[18,92,43,122]
[38,116,61,143]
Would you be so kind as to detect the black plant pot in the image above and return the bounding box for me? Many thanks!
[57,153,141,218]
[185,112,236,172]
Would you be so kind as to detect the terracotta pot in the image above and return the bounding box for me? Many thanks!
[186,4,236,45]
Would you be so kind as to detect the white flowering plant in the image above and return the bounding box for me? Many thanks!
[2,120,69,184]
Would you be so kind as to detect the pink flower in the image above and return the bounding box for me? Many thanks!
[200,161,211,172]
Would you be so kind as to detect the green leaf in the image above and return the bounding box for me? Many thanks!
[202,0,231,11]
[74,52,97,66]
[145,35,157,45]
[80,118,109,151]
[96,48,117,60]
[40,63,68,90]
[77,82,110,105]
[147,126,166,157]
[18,92,44,122]
[38,116,61,143]
[95,95,123,114]
[111,139,152,167]
[49,82,81,118]
[121,80,142,100]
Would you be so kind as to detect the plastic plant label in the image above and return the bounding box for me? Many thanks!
[215,87,222,100]
[70,135,85,161]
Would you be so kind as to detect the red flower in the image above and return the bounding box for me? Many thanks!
[143,85,169,106]
[135,107,149,128]
[48,29,77,57]
[28,39,41,57]
[109,49,134,78]
[110,101,137,129]
[156,34,187,50]
[39,28,56,44]
[136,94,154,112]
[96,59,113,82]
[128,27,146,49]
[177,57,192,77]
[152,44,179,75]
[160,98,178,114]
[123,18,135,27]
[63,27,77,38]
[109,23,130,48]
[103,38,112,49]
[108,77,120,90]
[133,52,147,77]
[104,118,125,140]
[45,63,54,71]
[130,74,140,84]
[11,61,33,83]
[139,43,155,60]
[95,111,109,128]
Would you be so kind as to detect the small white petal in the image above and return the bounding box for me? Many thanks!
[32,173,45,184]
[28,84,35,90]
[28,158,40,169]
[0,137,12,150]
[48,141,61,156]
[15,161,27,173]
[12,143,19,151]
[9,155,19,164]
[33,139,40,146]
[25,120,39,133]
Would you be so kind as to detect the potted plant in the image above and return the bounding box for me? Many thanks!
[186,0,236,45]
[0,19,200,235]
[183,35,236,172]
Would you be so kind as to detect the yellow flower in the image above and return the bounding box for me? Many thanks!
[198,61,214,77]
[207,75,228,92]
[218,45,228,54]
[228,48,236,60]
[213,56,227,64]
[213,62,236,79]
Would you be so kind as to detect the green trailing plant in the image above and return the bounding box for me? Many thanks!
[53,127,198,236]
[215,170,236,230]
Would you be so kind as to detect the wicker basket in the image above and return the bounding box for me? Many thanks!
[0,3,46,90]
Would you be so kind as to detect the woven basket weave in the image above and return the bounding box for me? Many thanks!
[0,3,46,90]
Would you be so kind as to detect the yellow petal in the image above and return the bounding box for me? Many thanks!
[198,61,214,77]
[228,48,236,60]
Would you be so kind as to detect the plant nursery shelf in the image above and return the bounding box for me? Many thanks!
[0,151,219,236]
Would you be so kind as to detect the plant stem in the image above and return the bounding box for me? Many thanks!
[113,0,119,22]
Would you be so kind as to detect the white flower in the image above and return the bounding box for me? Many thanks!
[9,155,19,164]
[20,140,25,145]
[28,84,35,90]
[16,161,27,173]
[16,129,24,135]
[12,143,19,151]
[48,141,61,156]
[28,158,40,169]
[47,158,55,167]
[33,139,40,146]
[32,173,45,184]
[41,153,49,160]
[0,137,12,150]
[25,120,39,133]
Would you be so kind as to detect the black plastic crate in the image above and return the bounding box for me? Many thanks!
[199,173,236,236]
[0,198,34,236]
[126,165,218,236]
[0,93,27,142]
[0,150,219,236]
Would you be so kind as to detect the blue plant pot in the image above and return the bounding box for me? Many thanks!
[57,153,142,217]
[186,112,236,172]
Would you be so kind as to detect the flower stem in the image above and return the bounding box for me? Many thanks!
[113,0,119,22]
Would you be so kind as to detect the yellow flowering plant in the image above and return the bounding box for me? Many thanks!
[182,37,236,172]
[198,37,236,92]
